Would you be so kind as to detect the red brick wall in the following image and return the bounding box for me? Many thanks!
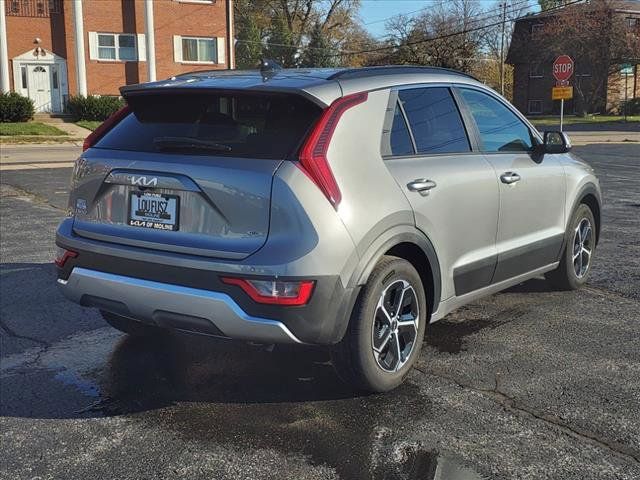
[153,0,229,81]
[5,0,229,96]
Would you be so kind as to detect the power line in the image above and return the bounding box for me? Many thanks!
[373,0,538,41]
[235,0,537,53]
[334,0,584,57]
[364,0,533,30]
[234,0,583,58]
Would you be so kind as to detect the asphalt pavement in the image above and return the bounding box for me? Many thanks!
[0,141,639,480]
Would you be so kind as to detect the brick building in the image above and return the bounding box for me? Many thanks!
[0,0,234,113]
[506,0,639,116]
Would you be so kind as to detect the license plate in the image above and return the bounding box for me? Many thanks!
[128,192,179,231]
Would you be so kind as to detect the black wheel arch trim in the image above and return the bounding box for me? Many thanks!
[569,182,602,245]
[555,182,602,265]
[347,226,442,319]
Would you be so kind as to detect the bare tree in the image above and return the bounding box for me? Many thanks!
[234,0,361,67]
[477,0,533,98]
[380,0,485,73]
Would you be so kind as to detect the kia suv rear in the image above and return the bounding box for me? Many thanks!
[56,66,601,392]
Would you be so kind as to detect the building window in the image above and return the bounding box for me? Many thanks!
[627,17,638,29]
[20,66,27,89]
[529,63,543,78]
[97,33,137,61]
[182,37,215,63]
[6,0,61,16]
[530,23,544,37]
[576,64,591,77]
[528,100,543,115]
[175,36,217,63]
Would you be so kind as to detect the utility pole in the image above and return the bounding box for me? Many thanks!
[500,1,507,96]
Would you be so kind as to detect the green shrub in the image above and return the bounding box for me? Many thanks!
[67,95,125,121]
[623,98,640,115]
[0,92,35,122]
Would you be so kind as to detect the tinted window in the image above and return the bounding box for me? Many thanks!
[398,87,470,154]
[389,102,414,156]
[459,88,534,152]
[95,93,321,159]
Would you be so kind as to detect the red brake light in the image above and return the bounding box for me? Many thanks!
[221,277,315,306]
[82,105,131,151]
[298,91,368,209]
[54,248,77,267]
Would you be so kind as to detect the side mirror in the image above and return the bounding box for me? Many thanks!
[543,131,572,154]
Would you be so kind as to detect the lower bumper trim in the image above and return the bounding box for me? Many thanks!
[58,268,304,344]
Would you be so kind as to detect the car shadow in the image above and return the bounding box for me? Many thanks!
[99,332,358,415]
[1,262,552,420]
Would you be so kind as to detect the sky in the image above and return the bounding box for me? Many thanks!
[358,0,531,38]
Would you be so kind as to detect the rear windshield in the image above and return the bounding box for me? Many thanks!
[94,92,322,159]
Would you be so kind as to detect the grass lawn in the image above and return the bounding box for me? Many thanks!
[528,115,640,126]
[76,120,102,131]
[0,122,67,136]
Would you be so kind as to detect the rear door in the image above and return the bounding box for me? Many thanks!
[455,87,566,283]
[71,91,321,259]
[382,86,499,301]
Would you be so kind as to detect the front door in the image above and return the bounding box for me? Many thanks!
[456,87,566,283]
[383,86,500,301]
[28,65,54,112]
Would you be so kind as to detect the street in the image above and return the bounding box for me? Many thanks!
[1,140,639,480]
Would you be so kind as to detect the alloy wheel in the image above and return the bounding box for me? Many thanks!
[372,279,419,372]
[573,217,593,278]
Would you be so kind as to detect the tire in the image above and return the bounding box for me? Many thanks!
[100,310,162,337]
[331,256,428,392]
[545,203,596,290]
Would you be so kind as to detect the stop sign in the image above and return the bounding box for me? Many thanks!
[553,55,574,82]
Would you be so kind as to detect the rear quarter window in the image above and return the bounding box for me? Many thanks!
[95,92,322,160]
[398,87,470,154]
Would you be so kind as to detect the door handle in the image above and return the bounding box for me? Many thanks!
[407,179,437,196]
[500,172,521,184]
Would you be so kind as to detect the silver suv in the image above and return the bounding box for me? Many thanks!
[56,66,601,392]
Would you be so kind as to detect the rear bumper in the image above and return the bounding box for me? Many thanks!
[56,219,358,344]
[58,268,304,344]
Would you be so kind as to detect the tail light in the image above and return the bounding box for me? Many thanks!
[221,277,315,306]
[82,105,131,151]
[54,247,77,267]
[298,91,368,209]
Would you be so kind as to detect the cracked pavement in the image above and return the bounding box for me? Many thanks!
[1,143,639,479]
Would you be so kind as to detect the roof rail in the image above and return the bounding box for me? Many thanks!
[327,65,479,82]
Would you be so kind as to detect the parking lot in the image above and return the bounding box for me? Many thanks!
[1,140,639,479]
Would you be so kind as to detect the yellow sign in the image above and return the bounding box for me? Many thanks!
[552,86,573,100]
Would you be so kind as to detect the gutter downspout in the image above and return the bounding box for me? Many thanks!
[226,0,234,69]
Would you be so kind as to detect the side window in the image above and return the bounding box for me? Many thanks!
[390,102,414,156]
[398,87,470,154]
[459,88,534,152]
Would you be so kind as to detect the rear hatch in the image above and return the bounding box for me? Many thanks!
[72,90,322,259]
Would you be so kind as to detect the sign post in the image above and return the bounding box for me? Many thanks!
[552,55,574,131]
[621,64,633,122]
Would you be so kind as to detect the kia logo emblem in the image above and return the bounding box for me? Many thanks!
[130,176,158,187]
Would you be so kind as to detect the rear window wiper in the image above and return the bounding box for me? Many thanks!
[153,136,232,152]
